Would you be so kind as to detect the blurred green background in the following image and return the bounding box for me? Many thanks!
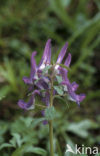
[0,0,100,155]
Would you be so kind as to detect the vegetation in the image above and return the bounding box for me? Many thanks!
[0,0,100,155]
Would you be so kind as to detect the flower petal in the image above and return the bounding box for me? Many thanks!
[56,42,68,64]
[64,53,71,67]
[18,90,40,110]
[30,51,37,77]
[39,39,51,69]
[23,77,33,85]
[71,82,79,91]
[76,94,86,103]
[23,51,37,85]
[67,83,85,106]
[18,96,35,110]
[59,67,69,82]
[36,78,49,90]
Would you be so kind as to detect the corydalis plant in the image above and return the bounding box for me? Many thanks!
[18,39,85,156]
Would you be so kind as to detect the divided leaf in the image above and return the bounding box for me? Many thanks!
[45,106,56,120]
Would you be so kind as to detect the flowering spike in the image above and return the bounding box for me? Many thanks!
[18,39,85,113]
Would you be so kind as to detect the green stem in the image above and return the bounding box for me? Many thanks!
[49,120,54,156]
[49,72,54,156]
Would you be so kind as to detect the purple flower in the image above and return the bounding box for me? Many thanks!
[23,51,37,85]
[38,39,51,69]
[56,42,68,64]
[23,39,51,85]
[18,39,51,110]
[58,51,86,106]
[18,39,85,112]
[18,90,40,110]
[55,42,68,70]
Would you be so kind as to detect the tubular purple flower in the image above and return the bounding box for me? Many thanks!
[67,83,86,106]
[56,42,68,64]
[61,80,85,105]
[30,51,37,77]
[58,51,85,105]
[71,82,79,91]
[59,67,69,83]
[38,39,51,69]
[23,51,37,84]
[59,53,71,81]
[64,53,71,67]
[18,90,40,110]
[18,97,34,110]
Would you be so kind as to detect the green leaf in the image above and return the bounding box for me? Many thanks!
[11,133,22,147]
[0,85,11,101]
[25,146,47,155]
[54,86,64,95]
[45,106,56,120]
[42,65,52,74]
[11,144,47,156]
[56,75,62,84]
[0,121,9,135]
[0,143,14,150]
[67,120,98,138]
[61,0,71,7]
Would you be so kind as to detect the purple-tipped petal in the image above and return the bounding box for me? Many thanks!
[67,84,77,100]
[33,90,40,95]
[56,42,68,64]
[64,53,71,67]
[36,78,49,90]
[58,53,71,81]
[22,52,37,85]
[39,39,51,68]
[71,82,79,91]
[30,51,37,77]
[67,83,85,105]
[18,90,40,110]
[18,100,26,109]
[59,62,85,105]
[59,67,69,82]
[23,77,33,85]
[76,94,86,102]
[18,96,35,110]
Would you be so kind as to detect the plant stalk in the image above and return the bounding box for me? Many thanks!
[49,72,54,156]
[49,120,54,156]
